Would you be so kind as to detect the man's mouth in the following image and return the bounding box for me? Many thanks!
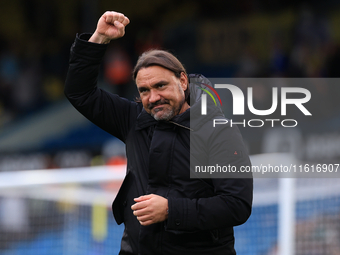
[153,104,165,110]
[153,105,166,113]
[148,100,170,111]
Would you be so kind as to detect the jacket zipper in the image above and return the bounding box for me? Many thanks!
[167,121,193,131]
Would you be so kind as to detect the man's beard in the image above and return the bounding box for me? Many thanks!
[148,97,185,121]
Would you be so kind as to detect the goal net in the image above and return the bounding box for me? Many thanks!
[0,166,125,255]
[234,154,340,255]
[0,155,339,255]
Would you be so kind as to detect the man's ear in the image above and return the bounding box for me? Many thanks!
[179,72,188,91]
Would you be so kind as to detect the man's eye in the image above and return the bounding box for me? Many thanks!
[158,84,165,88]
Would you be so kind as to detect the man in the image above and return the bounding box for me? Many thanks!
[65,11,253,255]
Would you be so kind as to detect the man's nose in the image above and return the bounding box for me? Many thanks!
[149,90,161,103]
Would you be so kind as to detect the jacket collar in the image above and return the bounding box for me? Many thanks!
[135,108,157,130]
[189,74,225,130]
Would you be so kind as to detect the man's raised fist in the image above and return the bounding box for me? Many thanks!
[89,11,130,44]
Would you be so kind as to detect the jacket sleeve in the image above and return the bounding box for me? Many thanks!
[166,124,253,231]
[64,33,139,142]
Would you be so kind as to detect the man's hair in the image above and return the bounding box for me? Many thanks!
[133,50,190,103]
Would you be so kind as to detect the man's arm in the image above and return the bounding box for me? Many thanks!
[166,125,253,231]
[130,125,253,229]
[64,12,137,142]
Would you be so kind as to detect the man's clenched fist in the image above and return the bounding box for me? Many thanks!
[89,11,130,44]
[131,194,169,226]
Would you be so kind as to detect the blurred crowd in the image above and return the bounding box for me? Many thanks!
[0,1,74,127]
[0,35,70,127]
[0,1,340,163]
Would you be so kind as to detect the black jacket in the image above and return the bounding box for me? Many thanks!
[65,34,253,255]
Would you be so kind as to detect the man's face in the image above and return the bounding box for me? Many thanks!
[136,66,189,121]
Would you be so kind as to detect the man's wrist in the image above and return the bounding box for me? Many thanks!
[72,34,108,61]
[88,32,111,44]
